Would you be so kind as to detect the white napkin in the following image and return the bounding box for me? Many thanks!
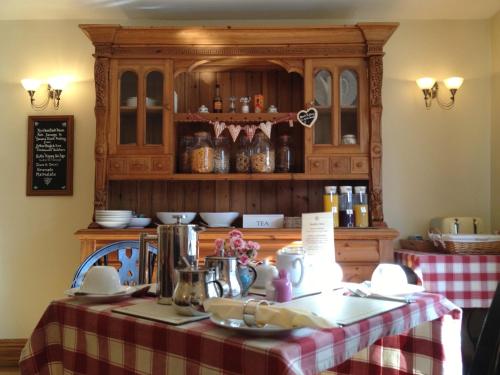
[204,298,337,329]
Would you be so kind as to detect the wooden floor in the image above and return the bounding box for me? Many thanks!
[0,368,19,375]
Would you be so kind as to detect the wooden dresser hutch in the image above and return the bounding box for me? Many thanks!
[76,23,399,282]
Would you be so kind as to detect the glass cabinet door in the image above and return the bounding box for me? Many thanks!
[145,71,163,145]
[119,71,138,145]
[340,69,359,145]
[313,69,333,145]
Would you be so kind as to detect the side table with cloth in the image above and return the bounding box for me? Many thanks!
[20,293,461,375]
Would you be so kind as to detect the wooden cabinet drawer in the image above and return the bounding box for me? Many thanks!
[108,158,126,174]
[340,263,377,283]
[307,156,329,174]
[351,156,369,174]
[128,158,149,173]
[330,156,350,174]
[151,157,170,173]
[335,240,379,262]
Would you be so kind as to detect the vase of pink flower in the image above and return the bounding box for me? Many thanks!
[214,229,259,296]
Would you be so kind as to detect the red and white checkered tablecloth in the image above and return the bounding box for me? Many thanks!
[395,249,500,308]
[20,294,461,375]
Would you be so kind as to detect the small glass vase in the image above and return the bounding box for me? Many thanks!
[237,264,257,297]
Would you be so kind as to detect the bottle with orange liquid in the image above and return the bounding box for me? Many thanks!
[323,186,339,227]
[354,186,369,227]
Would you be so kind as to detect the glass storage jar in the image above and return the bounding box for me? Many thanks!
[178,135,194,173]
[276,134,293,172]
[323,186,339,228]
[339,185,354,227]
[190,131,214,173]
[235,136,251,173]
[354,186,369,227]
[251,132,275,173]
[213,136,230,173]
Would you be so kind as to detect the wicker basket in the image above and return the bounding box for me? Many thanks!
[399,239,436,253]
[428,232,500,255]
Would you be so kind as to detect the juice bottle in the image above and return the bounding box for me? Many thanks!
[339,186,354,227]
[354,186,369,227]
[323,186,339,227]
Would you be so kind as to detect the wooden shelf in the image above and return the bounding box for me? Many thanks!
[174,112,296,123]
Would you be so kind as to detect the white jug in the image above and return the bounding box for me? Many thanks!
[276,247,305,288]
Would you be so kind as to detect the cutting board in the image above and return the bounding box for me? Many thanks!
[281,293,406,326]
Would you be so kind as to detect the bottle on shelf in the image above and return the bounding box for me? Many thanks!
[190,131,214,173]
[354,186,369,228]
[251,132,275,173]
[276,134,293,172]
[213,136,230,173]
[339,186,354,227]
[178,135,194,173]
[235,136,251,173]
[213,84,223,113]
[323,186,339,228]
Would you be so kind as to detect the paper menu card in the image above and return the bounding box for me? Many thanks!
[281,292,406,326]
[301,212,334,258]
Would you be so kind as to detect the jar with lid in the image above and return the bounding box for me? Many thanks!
[339,186,354,227]
[235,136,251,173]
[323,186,339,227]
[213,136,230,173]
[276,134,293,172]
[251,132,275,173]
[190,131,214,173]
[178,135,194,173]
[354,186,369,227]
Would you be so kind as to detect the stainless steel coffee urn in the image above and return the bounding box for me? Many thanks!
[140,215,204,304]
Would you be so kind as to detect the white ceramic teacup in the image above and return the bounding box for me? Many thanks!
[370,263,407,294]
[276,247,305,288]
[80,266,124,295]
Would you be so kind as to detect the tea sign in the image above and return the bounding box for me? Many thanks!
[297,108,318,128]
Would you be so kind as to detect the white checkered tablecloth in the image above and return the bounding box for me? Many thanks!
[395,249,500,308]
[20,294,461,375]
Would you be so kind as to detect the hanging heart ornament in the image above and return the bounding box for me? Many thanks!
[213,121,226,138]
[297,107,318,128]
[227,124,242,142]
[259,121,273,139]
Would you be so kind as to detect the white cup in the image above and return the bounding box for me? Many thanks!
[370,263,407,294]
[80,266,123,295]
[276,247,305,288]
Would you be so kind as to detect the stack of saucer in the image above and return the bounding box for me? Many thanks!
[95,210,132,229]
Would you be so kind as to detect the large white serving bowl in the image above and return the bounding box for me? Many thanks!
[200,212,239,227]
[157,212,197,224]
[128,217,152,228]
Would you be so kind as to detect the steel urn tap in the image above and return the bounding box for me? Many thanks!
[140,215,205,304]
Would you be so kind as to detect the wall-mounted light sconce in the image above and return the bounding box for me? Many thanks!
[21,77,70,110]
[416,76,464,110]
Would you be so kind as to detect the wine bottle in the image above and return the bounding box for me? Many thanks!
[213,84,223,113]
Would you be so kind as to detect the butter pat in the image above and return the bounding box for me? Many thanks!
[243,214,284,228]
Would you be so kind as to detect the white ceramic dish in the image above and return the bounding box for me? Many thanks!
[96,221,130,229]
[65,286,134,303]
[128,217,152,228]
[209,316,297,336]
[340,70,358,107]
[157,212,197,224]
[200,212,239,227]
[96,210,133,215]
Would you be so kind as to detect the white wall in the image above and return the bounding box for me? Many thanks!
[491,12,500,231]
[0,18,493,338]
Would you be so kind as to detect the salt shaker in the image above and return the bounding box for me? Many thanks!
[272,269,292,302]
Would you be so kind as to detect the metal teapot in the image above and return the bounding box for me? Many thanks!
[139,215,205,304]
[204,256,256,297]
[172,267,223,316]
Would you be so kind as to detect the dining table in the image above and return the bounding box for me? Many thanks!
[19,289,461,375]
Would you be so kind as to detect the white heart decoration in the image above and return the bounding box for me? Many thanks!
[297,108,318,128]
[259,121,273,139]
[213,121,226,138]
[228,124,242,142]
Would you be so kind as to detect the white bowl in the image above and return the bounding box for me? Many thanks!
[200,212,239,227]
[80,266,125,295]
[128,217,152,228]
[157,212,197,224]
[96,220,131,229]
[125,97,137,107]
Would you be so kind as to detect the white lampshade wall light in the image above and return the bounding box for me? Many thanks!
[21,76,70,110]
[416,76,464,110]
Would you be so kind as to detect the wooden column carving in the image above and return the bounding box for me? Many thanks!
[93,57,109,211]
[367,50,385,227]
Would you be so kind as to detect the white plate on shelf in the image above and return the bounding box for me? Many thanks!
[209,315,297,336]
[65,286,135,303]
[340,70,358,107]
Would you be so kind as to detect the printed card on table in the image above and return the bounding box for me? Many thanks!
[301,212,335,260]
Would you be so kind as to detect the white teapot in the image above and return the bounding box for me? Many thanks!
[253,259,278,289]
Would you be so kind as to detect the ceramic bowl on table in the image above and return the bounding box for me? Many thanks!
[156,212,197,224]
[200,212,239,227]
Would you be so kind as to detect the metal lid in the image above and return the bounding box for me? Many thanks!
[324,186,337,194]
[340,186,352,193]
[354,186,367,194]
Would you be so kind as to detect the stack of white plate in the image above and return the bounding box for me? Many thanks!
[95,210,133,229]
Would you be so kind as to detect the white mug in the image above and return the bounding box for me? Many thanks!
[276,247,305,287]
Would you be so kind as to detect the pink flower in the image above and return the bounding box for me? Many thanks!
[230,237,245,250]
[247,240,260,251]
[214,238,225,250]
[239,254,249,265]
[228,229,243,238]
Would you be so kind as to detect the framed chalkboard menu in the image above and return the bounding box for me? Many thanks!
[27,115,74,196]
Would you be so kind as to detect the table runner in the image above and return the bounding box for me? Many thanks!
[20,293,461,375]
[395,249,500,308]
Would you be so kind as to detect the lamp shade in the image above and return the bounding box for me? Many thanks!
[48,76,70,90]
[444,76,464,90]
[416,77,436,90]
[21,79,41,91]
